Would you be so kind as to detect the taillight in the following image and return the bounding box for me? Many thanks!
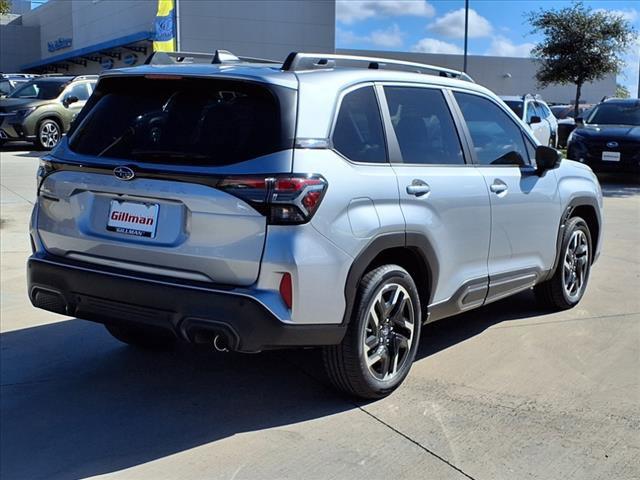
[217,175,327,225]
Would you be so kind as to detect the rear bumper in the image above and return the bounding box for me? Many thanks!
[27,254,346,352]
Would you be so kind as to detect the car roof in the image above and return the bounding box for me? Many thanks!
[600,98,640,106]
[500,96,524,102]
[104,62,488,93]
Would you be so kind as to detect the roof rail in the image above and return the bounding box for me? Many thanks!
[73,74,99,81]
[144,49,280,66]
[281,52,475,82]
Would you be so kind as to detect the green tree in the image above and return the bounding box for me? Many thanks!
[528,2,636,117]
[0,0,11,15]
[615,83,631,98]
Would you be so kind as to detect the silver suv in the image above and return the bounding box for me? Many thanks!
[28,51,603,399]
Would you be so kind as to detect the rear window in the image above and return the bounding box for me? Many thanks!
[69,76,296,166]
[504,100,524,119]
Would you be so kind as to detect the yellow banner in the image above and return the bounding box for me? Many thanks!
[153,0,176,52]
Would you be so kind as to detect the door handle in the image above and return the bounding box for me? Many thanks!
[406,180,431,197]
[490,180,508,195]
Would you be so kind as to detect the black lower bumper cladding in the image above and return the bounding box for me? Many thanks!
[27,254,345,352]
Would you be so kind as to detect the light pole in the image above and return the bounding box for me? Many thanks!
[463,0,469,73]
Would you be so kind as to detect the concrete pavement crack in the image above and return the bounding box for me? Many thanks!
[0,184,34,205]
[279,353,477,480]
[356,406,477,480]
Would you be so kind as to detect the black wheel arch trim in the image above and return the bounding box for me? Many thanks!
[545,195,601,282]
[342,231,439,325]
[36,114,65,134]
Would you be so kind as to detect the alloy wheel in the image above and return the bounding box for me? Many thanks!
[563,230,589,301]
[363,283,415,381]
[40,122,60,149]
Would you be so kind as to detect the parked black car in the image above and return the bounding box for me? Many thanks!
[567,98,640,174]
[550,104,593,148]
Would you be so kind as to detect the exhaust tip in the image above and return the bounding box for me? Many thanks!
[213,334,229,352]
[181,318,239,352]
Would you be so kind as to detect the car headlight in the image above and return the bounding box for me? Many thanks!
[13,107,36,118]
[567,130,583,144]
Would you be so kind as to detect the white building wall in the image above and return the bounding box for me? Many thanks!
[0,19,40,72]
[21,0,72,61]
[339,49,616,104]
[70,0,156,48]
[179,0,335,60]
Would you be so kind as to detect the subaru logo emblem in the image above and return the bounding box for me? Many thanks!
[606,141,619,149]
[113,166,135,181]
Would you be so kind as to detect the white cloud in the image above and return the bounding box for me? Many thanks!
[619,38,640,96]
[369,24,405,48]
[337,0,435,25]
[427,8,493,39]
[337,24,405,48]
[595,8,639,23]
[412,38,463,55]
[485,35,535,57]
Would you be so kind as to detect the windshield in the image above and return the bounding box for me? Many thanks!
[8,80,67,100]
[586,103,640,126]
[69,76,296,166]
[504,100,524,119]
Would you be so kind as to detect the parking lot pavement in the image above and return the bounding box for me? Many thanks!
[1,149,639,480]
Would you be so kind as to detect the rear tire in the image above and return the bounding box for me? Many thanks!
[105,323,176,350]
[535,216,592,310]
[323,265,422,399]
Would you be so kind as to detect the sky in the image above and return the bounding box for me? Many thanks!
[336,0,640,96]
[27,0,639,94]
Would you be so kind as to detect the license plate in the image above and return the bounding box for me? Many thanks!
[107,200,159,238]
[602,151,620,162]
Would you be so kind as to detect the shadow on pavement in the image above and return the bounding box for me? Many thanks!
[1,289,546,480]
[417,289,539,360]
[0,144,47,158]
[597,173,640,198]
[0,320,349,480]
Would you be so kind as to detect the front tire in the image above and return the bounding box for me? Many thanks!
[323,265,422,399]
[36,119,61,150]
[105,323,176,350]
[535,216,592,310]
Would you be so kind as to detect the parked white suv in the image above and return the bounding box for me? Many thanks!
[28,51,603,399]
[501,95,558,147]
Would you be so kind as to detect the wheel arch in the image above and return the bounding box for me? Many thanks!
[546,196,601,281]
[342,232,438,325]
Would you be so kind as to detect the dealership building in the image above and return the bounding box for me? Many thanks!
[1,0,615,104]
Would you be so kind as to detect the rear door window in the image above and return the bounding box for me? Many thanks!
[384,86,464,165]
[69,76,296,166]
[332,86,387,163]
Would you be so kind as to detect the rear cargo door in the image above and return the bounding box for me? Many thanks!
[36,74,297,286]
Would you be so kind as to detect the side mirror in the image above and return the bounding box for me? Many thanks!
[535,145,561,174]
[529,115,542,125]
[575,116,584,126]
[63,95,79,107]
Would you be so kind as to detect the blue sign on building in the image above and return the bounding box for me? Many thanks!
[47,37,72,52]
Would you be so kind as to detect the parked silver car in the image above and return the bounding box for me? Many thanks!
[28,51,603,398]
